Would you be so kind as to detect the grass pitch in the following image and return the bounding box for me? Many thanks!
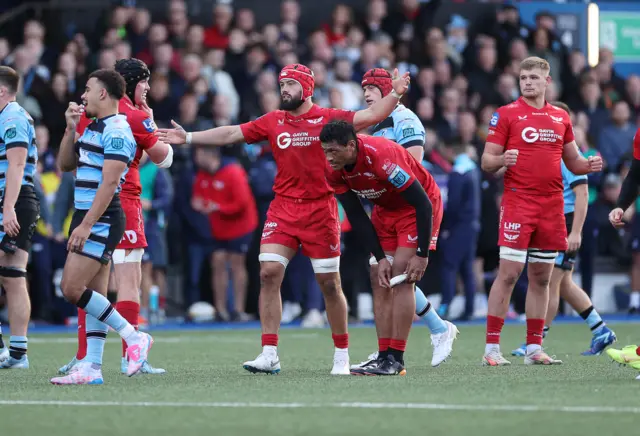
[1,322,639,436]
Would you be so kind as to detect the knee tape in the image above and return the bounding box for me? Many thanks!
[113,248,144,264]
[499,246,528,263]
[259,253,290,269]
[528,248,558,264]
[310,256,340,274]
[369,254,395,266]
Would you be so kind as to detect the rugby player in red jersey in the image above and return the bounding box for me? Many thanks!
[480,57,602,366]
[606,127,640,378]
[320,120,442,376]
[157,63,410,374]
[57,59,172,379]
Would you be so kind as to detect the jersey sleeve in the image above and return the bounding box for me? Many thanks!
[486,108,509,147]
[0,115,30,149]
[393,113,425,148]
[371,147,417,193]
[240,112,273,144]
[103,127,137,163]
[321,108,356,124]
[76,114,92,135]
[564,117,576,145]
[325,167,350,194]
[129,111,159,150]
[561,160,587,188]
[633,129,640,160]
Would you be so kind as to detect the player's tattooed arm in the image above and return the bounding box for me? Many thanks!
[336,190,386,261]
[156,121,245,147]
[353,68,410,131]
[562,140,602,175]
[398,180,433,258]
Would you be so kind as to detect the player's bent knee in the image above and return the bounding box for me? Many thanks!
[310,256,340,274]
[369,255,395,266]
[113,248,144,264]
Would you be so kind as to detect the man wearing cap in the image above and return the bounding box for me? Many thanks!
[57,58,173,381]
[158,63,410,375]
[350,68,458,374]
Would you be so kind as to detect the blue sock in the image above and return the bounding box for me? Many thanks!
[415,286,447,334]
[78,289,136,342]
[579,306,605,335]
[85,314,108,365]
[9,336,27,359]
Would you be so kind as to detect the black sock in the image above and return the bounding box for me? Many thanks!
[387,347,404,365]
[0,333,4,349]
[378,349,389,360]
[579,306,594,320]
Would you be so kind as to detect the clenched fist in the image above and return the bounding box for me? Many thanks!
[609,207,625,228]
[588,155,603,173]
[503,149,518,167]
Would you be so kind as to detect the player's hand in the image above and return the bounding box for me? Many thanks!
[139,100,154,120]
[405,255,428,283]
[65,102,83,129]
[391,68,411,96]
[609,207,626,228]
[588,155,603,173]
[2,207,20,238]
[141,199,152,211]
[54,232,66,243]
[68,222,91,253]
[377,257,392,288]
[567,231,582,253]
[156,120,187,145]
[503,149,518,167]
[191,197,204,212]
[202,202,219,213]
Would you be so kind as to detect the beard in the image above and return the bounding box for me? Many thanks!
[280,93,305,111]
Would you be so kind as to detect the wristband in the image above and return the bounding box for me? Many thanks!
[391,89,403,99]
[186,132,193,145]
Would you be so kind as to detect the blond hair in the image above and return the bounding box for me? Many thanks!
[520,57,550,74]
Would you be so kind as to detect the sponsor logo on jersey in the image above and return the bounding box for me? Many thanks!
[351,187,387,199]
[122,230,138,244]
[264,221,278,228]
[111,137,125,150]
[276,131,318,149]
[407,234,418,242]
[330,244,339,251]
[5,126,16,139]
[402,127,415,138]
[518,115,527,121]
[521,127,563,143]
[307,116,324,124]
[490,112,499,127]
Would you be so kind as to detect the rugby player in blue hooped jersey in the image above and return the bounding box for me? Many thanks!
[0,66,40,369]
[50,69,153,385]
[350,69,458,373]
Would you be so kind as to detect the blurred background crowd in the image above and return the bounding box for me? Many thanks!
[1,0,639,326]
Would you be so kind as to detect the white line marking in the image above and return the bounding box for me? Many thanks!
[27,333,319,344]
[0,400,638,414]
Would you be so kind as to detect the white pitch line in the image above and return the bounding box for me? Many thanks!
[27,333,319,344]
[0,400,638,414]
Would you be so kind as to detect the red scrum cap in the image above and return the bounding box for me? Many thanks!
[361,68,393,97]
[279,64,315,100]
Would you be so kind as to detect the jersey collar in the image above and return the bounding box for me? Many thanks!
[284,103,320,121]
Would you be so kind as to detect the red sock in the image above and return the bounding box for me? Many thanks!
[332,333,349,349]
[389,339,407,352]
[526,318,545,346]
[636,346,640,357]
[76,309,87,360]
[486,315,504,344]
[116,301,140,357]
[378,337,391,353]
[261,334,278,347]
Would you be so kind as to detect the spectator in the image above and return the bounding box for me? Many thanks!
[204,2,233,49]
[625,74,640,117]
[598,100,636,172]
[332,58,361,111]
[467,43,500,106]
[191,148,258,321]
[127,8,151,55]
[577,76,609,140]
[362,0,387,40]
[323,4,353,47]
[435,87,461,141]
[185,25,205,56]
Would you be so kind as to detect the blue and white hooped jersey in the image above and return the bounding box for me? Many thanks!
[0,101,38,191]
[74,114,136,210]
[561,160,588,215]
[370,104,426,149]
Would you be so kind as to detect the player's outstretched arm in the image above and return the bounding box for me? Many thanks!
[353,68,410,131]
[155,120,245,147]
[336,190,385,262]
[481,142,508,173]
[562,141,601,175]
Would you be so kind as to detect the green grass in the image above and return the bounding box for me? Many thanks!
[1,323,639,436]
